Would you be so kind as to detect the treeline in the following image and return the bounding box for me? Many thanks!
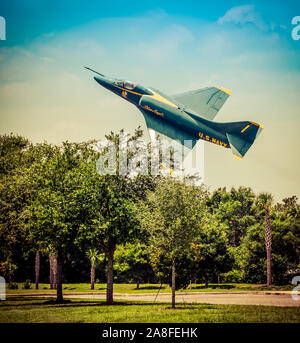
[0,131,299,306]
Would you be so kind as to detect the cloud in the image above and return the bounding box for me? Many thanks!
[218,5,267,31]
[40,56,55,63]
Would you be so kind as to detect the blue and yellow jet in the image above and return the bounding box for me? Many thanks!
[86,67,263,159]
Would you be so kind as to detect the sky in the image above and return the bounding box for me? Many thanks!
[0,0,299,201]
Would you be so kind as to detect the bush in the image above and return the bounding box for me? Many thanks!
[8,282,18,289]
[22,279,32,289]
[222,270,243,283]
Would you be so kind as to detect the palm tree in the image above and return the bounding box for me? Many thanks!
[86,249,101,290]
[35,250,40,289]
[256,193,273,286]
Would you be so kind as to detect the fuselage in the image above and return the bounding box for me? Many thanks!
[94,75,230,149]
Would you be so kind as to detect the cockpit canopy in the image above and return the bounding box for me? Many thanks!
[115,80,136,90]
[124,81,136,90]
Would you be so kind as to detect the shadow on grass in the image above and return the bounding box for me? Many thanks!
[190,285,235,290]
[134,286,166,290]
[2,297,218,311]
[1,297,57,307]
[44,300,171,308]
[44,301,214,311]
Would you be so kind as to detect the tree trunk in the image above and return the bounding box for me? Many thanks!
[136,280,140,290]
[171,256,176,309]
[8,274,13,284]
[35,250,40,290]
[90,264,95,290]
[56,251,63,303]
[49,254,57,289]
[266,248,271,286]
[265,208,272,286]
[53,254,57,289]
[49,254,53,289]
[106,246,115,305]
[205,275,208,288]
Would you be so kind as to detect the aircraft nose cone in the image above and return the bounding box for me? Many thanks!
[94,76,112,89]
[94,76,104,85]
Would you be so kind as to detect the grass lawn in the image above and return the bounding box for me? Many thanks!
[0,296,299,323]
[6,282,295,295]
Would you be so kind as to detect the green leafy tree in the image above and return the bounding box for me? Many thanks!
[208,187,256,246]
[237,223,266,283]
[114,243,154,288]
[0,137,52,286]
[0,261,17,284]
[138,177,207,308]
[0,133,30,177]
[191,213,234,287]
[24,141,94,302]
[76,129,152,304]
[238,195,300,284]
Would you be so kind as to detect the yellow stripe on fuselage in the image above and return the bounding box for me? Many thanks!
[148,89,178,108]
[110,83,144,96]
[109,84,178,109]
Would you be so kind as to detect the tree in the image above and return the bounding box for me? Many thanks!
[191,213,234,287]
[255,193,274,286]
[0,261,17,284]
[237,194,300,284]
[86,249,103,290]
[114,243,154,288]
[35,250,40,289]
[138,177,207,308]
[0,137,63,286]
[24,141,94,302]
[0,134,35,279]
[49,253,57,289]
[76,129,152,304]
[208,187,256,247]
[272,196,300,283]
[0,133,30,177]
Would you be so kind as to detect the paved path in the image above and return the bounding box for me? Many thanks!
[8,291,300,307]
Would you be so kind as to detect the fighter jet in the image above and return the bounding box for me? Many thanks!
[85,67,263,159]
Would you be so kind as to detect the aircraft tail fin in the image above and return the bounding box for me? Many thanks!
[222,121,263,159]
[188,112,264,159]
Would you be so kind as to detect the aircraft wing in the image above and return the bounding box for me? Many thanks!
[171,86,231,121]
[139,108,198,149]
